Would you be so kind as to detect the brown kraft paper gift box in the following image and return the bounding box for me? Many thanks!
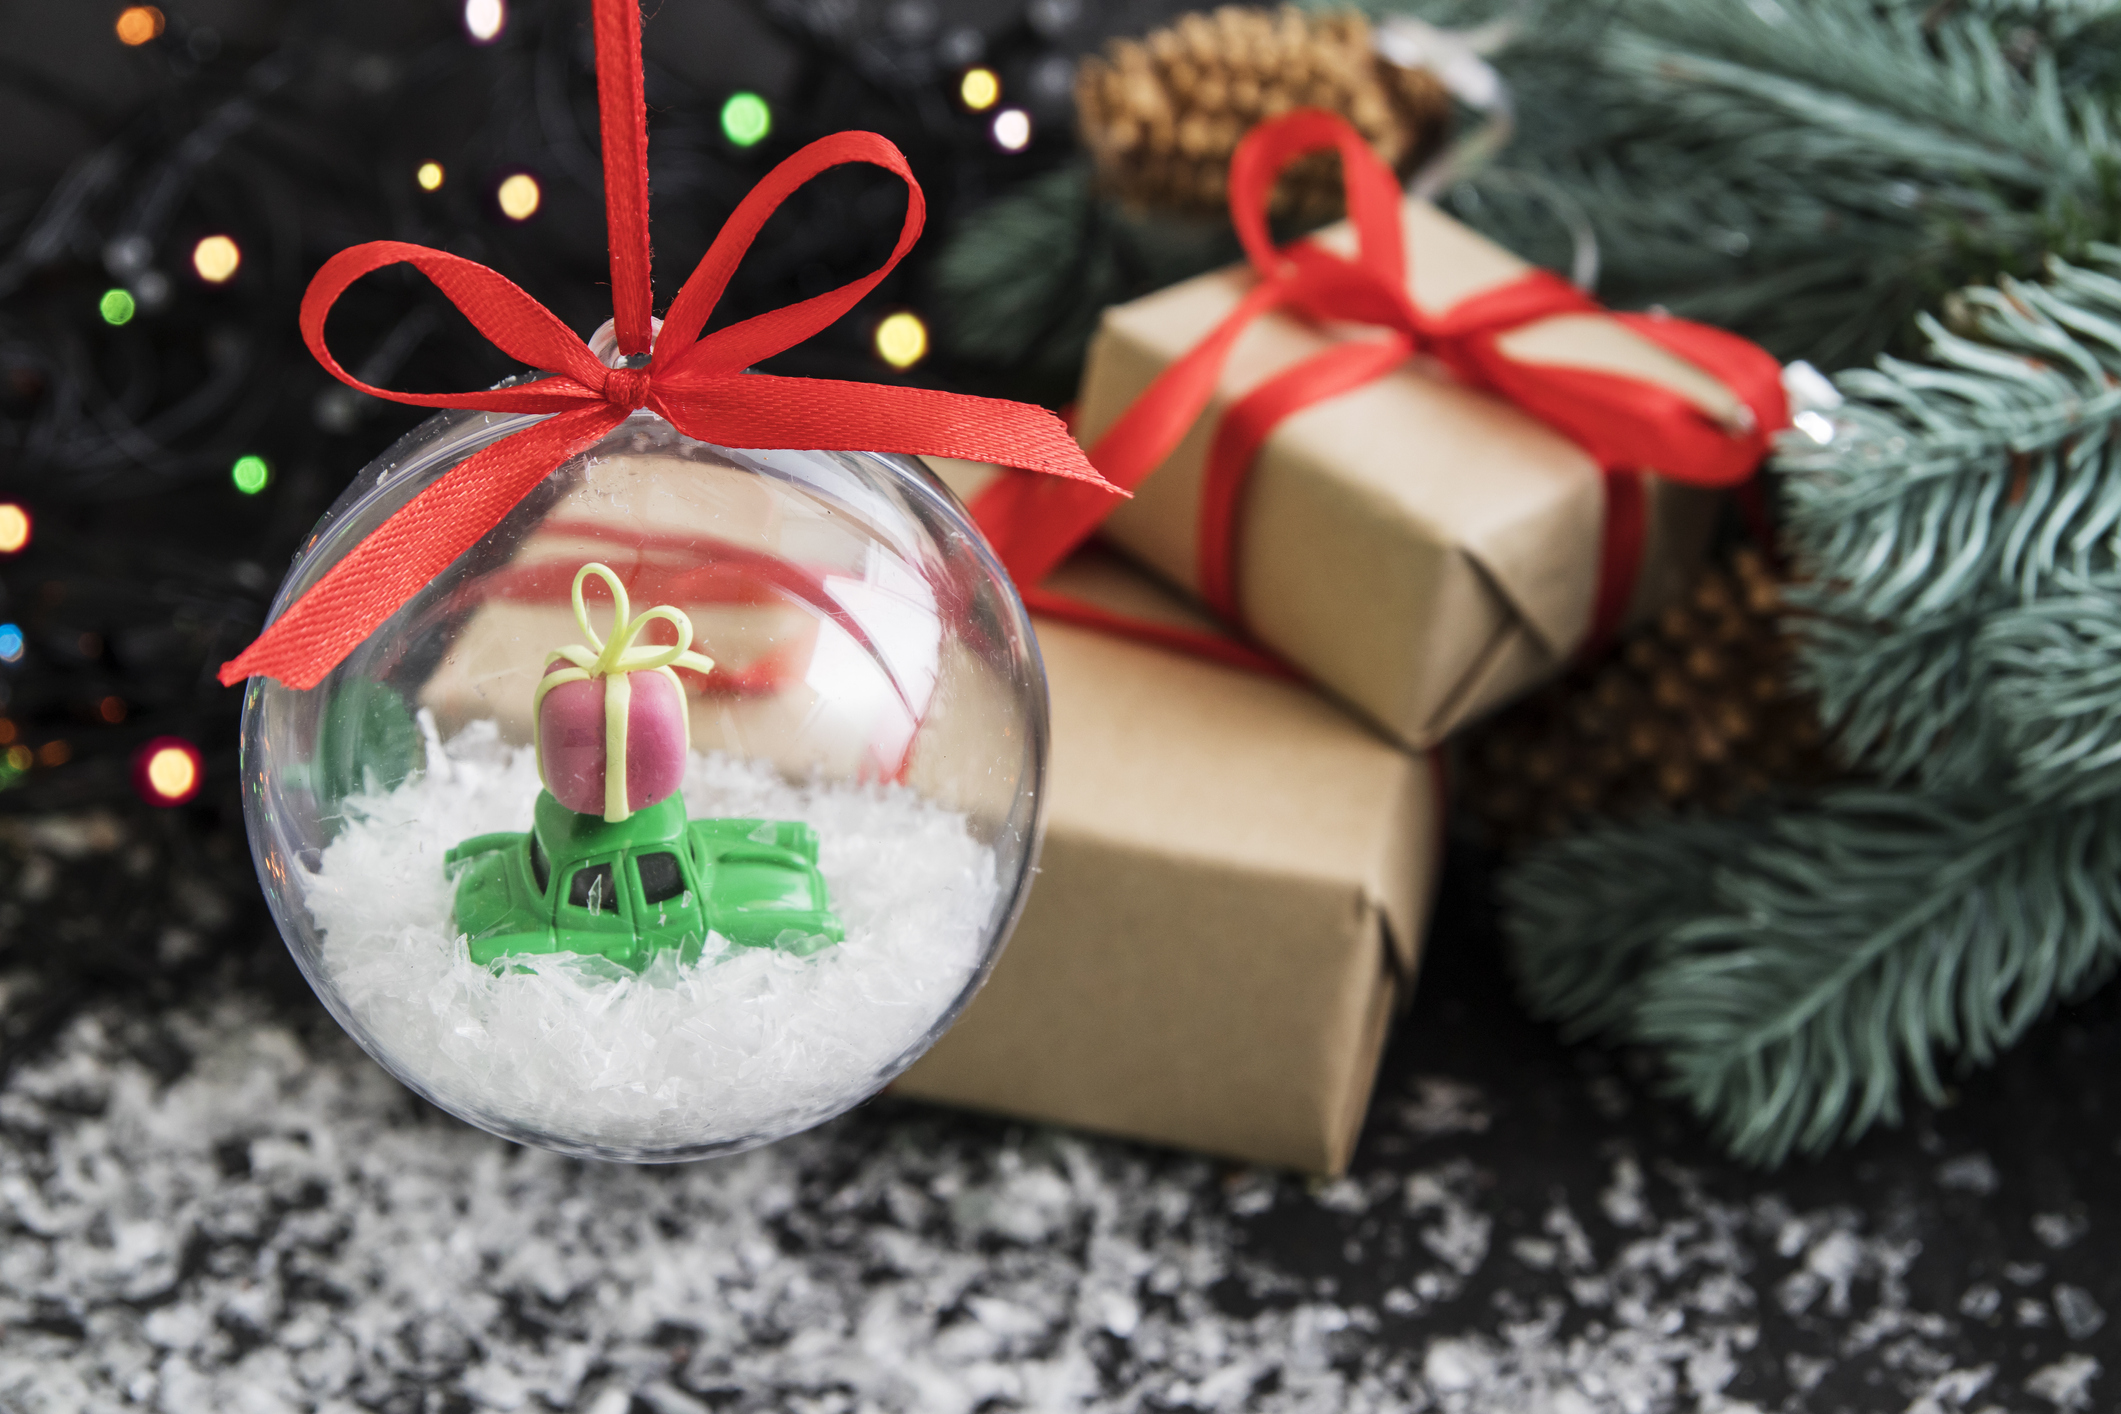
[1070,197,1750,751]
[892,543,1439,1175]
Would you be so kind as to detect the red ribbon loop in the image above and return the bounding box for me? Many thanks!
[221,0,1110,692]
[1229,108,1405,298]
[971,107,1788,652]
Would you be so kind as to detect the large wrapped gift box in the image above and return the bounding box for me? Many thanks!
[1068,198,1748,750]
[893,549,1438,1174]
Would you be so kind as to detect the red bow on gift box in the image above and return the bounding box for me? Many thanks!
[970,108,1789,669]
[219,0,1112,692]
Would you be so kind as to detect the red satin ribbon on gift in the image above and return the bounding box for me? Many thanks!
[971,109,1787,663]
[219,0,1110,691]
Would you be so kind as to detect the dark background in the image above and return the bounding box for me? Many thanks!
[1,3,2116,1409]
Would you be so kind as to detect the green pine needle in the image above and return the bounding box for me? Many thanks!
[1779,247,2121,790]
[1979,572,2121,802]
[1500,809,1770,1040]
[1508,791,2121,1165]
[1370,0,2121,365]
[930,163,1241,400]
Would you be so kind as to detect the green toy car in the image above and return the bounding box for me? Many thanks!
[445,789,844,971]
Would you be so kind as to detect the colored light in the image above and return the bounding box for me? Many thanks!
[0,505,27,554]
[38,741,69,767]
[721,92,772,148]
[992,108,1032,152]
[192,234,240,284]
[0,720,13,744]
[100,289,136,325]
[497,173,541,221]
[3,746,27,772]
[231,455,271,494]
[0,625,20,663]
[99,696,126,724]
[464,0,505,42]
[960,67,1000,111]
[115,6,164,45]
[417,161,445,191]
[137,738,203,806]
[875,311,929,370]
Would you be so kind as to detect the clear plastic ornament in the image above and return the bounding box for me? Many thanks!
[240,403,1048,1162]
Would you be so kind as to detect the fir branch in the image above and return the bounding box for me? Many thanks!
[1505,808,1790,1039]
[1377,0,2121,364]
[1507,789,2121,1165]
[1795,609,1998,789]
[1976,571,2121,802]
[1469,8,2121,1167]
[1937,0,2121,43]
[1597,5,2074,188]
[929,164,1241,400]
[1511,243,2121,1166]
[930,164,1107,387]
[1775,249,2121,787]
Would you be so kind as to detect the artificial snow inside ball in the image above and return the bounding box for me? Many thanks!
[240,408,1049,1162]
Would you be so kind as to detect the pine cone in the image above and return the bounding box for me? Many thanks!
[1462,546,1841,848]
[1075,7,1450,224]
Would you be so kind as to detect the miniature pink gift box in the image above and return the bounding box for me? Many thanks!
[534,563,715,822]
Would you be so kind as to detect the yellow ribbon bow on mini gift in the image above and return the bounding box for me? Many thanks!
[532,562,716,822]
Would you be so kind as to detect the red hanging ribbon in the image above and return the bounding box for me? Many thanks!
[970,109,1787,661]
[219,0,1112,692]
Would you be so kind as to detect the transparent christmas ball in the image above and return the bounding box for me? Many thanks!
[240,405,1048,1161]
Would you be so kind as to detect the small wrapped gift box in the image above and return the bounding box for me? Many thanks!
[969,114,1783,752]
[537,660,690,818]
[531,563,712,821]
[894,546,1438,1174]
[1073,202,1753,749]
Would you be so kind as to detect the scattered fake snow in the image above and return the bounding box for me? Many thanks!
[2027,1353,2104,1411]
[1,998,2107,1414]
[299,723,997,1158]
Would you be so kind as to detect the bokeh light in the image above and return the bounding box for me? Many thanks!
[960,68,1000,111]
[115,6,164,45]
[100,289,136,325]
[721,92,772,148]
[0,625,21,663]
[417,161,445,191]
[497,173,541,221]
[3,746,28,773]
[38,741,69,768]
[992,108,1032,152]
[875,311,929,370]
[192,234,240,283]
[464,0,505,43]
[100,696,127,724]
[0,504,28,554]
[231,455,271,494]
[136,737,204,806]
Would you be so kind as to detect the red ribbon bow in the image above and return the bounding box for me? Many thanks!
[971,109,1787,655]
[219,0,1110,691]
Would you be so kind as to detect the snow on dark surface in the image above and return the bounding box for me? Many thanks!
[1,819,2117,1413]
